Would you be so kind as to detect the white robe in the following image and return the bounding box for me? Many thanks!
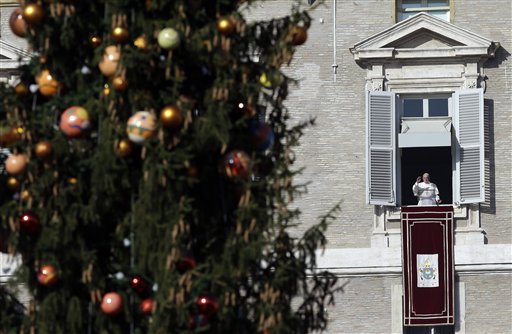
[412,182,440,206]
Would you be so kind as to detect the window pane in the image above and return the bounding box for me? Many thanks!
[430,10,449,20]
[403,99,423,117]
[399,12,419,21]
[428,98,449,116]
[401,0,422,9]
[427,0,449,7]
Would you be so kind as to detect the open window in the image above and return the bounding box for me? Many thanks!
[366,89,484,206]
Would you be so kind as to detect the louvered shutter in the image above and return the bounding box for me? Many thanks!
[453,89,484,204]
[366,91,397,205]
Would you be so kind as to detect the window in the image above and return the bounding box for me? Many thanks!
[402,96,450,117]
[396,0,450,22]
[366,89,484,206]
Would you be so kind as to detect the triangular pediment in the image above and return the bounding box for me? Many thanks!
[0,40,31,71]
[351,13,499,63]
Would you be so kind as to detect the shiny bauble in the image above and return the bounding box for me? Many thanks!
[134,35,148,50]
[259,71,283,89]
[159,105,182,129]
[14,82,28,96]
[116,139,133,157]
[6,177,20,192]
[90,35,102,48]
[59,106,91,138]
[102,84,111,96]
[130,275,149,294]
[196,294,219,317]
[99,45,121,77]
[250,122,275,152]
[176,255,196,273]
[37,264,58,286]
[112,26,129,44]
[157,28,180,50]
[19,210,39,234]
[112,75,128,91]
[0,126,22,145]
[35,140,53,159]
[22,3,44,26]
[126,111,157,144]
[21,190,31,202]
[36,69,59,97]
[289,26,308,46]
[5,154,28,176]
[140,298,154,315]
[101,292,123,315]
[9,8,27,38]
[217,17,235,36]
[222,150,251,181]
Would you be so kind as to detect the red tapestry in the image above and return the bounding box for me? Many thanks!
[401,206,454,326]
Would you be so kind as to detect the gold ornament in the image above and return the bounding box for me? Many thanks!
[90,35,102,48]
[116,139,133,157]
[134,35,148,50]
[159,105,182,129]
[217,17,235,36]
[68,177,78,185]
[35,140,53,159]
[102,84,111,96]
[9,8,27,38]
[289,26,308,46]
[15,82,28,96]
[36,69,59,97]
[112,26,129,44]
[99,45,121,77]
[112,76,128,91]
[22,3,44,26]
[21,190,31,202]
[7,177,20,192]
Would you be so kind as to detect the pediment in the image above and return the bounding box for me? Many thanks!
[0,40,31,71]
[351,12,499,63]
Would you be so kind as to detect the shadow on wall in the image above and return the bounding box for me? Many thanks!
[484,46,510,68]
[481,99,496,215]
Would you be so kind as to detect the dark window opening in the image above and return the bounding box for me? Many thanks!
[403,99,423,117]
[405,325,455,334]
[401,147,452,205]
[428,98,449,116]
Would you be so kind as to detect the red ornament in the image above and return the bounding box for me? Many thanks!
[19,211,40,234]
[37,264,58,286]
[196,294,219,317]
[130,275,148,294]
[222,150,251,181]
[176,255,196,273]
[101,292,123,315]
[140,298,154,315]
[59,106,91,138]
[9,8,27,38]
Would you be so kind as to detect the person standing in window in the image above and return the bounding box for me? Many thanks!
[412,173,441,206]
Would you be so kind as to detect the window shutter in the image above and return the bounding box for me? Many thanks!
[366,91,397,205]
[453,88,484,204]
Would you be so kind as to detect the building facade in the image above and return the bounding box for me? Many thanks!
[1,1,511,333]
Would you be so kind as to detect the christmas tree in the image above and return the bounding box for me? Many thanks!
[0,1,339,333]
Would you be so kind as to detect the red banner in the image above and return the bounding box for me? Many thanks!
[401,206,454,326]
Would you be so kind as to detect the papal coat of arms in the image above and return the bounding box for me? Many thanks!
[417,254,439,288]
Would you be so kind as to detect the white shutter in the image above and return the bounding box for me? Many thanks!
[366,91,397,205]
[453,88,485,204]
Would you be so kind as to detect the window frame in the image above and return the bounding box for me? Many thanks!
[400,94,452,118]
[394,0,452,23]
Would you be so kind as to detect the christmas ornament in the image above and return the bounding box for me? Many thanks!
[102,83,111,96]
[126,111,157,144]
[222,150,251,181]
[35,140,53,159]
[250,122,275,152]
[112,75,128,91]
[6,177,20,192]
[157,28,180,50]
[217,17,235,36]
[289,26,308,46]
[21,190,31,202]
[36,69,59,97]
[159,105,182,129]
[22,3,44,26]
[37,264,58,286]
[67,177,78,186]
[112,26,129,44]
[101,292,123,315]
[14,82,28,96]
[140,298,154,315]
[259,71,283,89]
[134,35,148,50]
[196,294,219,317]
[59,106,91,138]
[176,254,196,273]
[130,275,149,294]
[5,154,28,176]
[116,139,133,157]
[9,8,27,38]
[99,45,121,77]
[0,126,22,145]
[19,211,39,234]
[90,35,102,48]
